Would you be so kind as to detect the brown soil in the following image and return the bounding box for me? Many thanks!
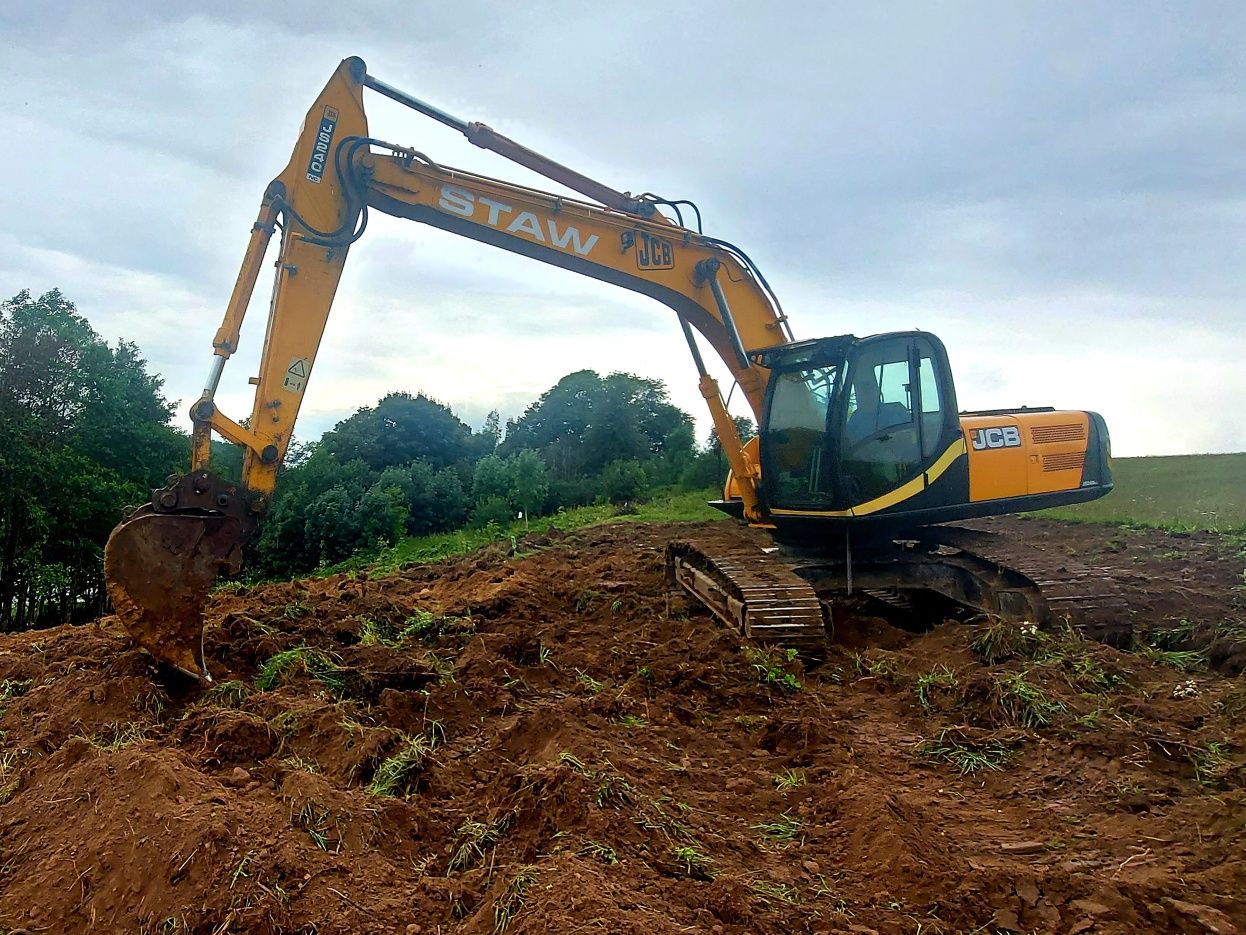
[0,517,1243,934]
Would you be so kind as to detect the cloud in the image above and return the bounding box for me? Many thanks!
[1,1,1243,458]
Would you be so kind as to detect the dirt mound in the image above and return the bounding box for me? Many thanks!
[0,518,1243,933]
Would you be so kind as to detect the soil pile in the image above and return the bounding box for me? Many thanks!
[0,517,1243,934]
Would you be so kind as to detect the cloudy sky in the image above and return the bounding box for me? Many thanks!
[2,2,1243,456]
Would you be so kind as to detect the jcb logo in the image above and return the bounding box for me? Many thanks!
[621,230,674,270]
[970,426,1022,450]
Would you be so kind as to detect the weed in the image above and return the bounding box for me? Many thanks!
[1148,619,1195,649]
[1191,741,1233,785]
[970,621,1043,664]
[0,750,29,804]
[280,754,320,774]
[558,751,587,773]
[0,678,32,702]
[617,714,647,728]
[575,589,601,613]
[282,600,312,621]
[914,666,958,711]
[851,651,899,681]
[995,672,1065,727]
[749,879,800,905]
[449,816,510,871]
[255,646,347,695]
[752,811,804,846]
[594,773,633,808]
[295,802,337,852]
[368,732,439,797]
[671,844,713,879]
[744,645,801,693]
[611,599,624,614]
[575,670,604,694]
[398,609,473,644]
[1064,654,1120,693]
[1141,645,1206,672]
[358,616,397,647]
[230,852,253,887]
[206,680,250,707]
[637,666,654,682]
[918,731,1015,774]
[86,721,149,750]
[577,839,618,864]
[493,866,537,933]
[772,768,807,791]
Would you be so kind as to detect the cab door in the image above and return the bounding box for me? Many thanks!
[836,334,955,509]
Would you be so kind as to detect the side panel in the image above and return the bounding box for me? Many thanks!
[962,415,1029,500]
[962,411,1091,504]
[1021,411,1091,494]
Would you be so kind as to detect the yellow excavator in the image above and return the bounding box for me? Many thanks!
[104,57,1124,683]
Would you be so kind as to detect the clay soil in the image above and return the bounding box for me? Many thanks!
[0,516,1244,934]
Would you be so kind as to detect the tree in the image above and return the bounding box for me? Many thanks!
[508,450,550,518]
[322,391,475,471]
[501,371,693,480]
[0,289,185,630]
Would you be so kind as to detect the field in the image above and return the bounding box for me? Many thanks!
[1040,452,1246,533]
[0,461,1244,934]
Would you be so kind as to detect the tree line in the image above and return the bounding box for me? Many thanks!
[1,289,748,630]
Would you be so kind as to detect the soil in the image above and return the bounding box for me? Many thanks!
[0,516,1243,934]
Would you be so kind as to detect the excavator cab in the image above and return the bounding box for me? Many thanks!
[756,332,961,517]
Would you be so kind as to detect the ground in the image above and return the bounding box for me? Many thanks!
[0,516,1243,934]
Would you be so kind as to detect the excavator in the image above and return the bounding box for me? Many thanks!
[104,57,1126,683]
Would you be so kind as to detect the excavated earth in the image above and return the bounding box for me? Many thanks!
[0,516,1243,934]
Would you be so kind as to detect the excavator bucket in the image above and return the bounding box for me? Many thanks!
[104,473,257,682]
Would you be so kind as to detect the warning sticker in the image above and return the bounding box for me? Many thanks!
[283,357,309,393]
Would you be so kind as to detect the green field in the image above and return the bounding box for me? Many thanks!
[322,487,727,577]
[1038,452,1246,533]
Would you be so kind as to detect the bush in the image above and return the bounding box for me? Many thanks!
[470,495,515,529]
[600,459,650,505]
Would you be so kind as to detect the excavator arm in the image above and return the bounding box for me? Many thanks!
[104,56,795,681]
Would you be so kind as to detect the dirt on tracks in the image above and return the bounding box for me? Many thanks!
[0,517,1243,934]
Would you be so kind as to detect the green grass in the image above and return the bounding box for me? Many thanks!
[321,487,725,577]
[368,731,439,797]
[1037,452,1246,533]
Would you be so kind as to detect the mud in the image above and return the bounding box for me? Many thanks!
[0,517,1243,934]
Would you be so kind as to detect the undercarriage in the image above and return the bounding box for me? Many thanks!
[666,523,1131,652]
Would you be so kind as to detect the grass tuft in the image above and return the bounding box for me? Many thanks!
[744,645,802,693]
[368,732,439,797]
[752,811,804,846]
[493,866,537,933]
[914,666,959,711]
[995,671,1065,728]
[255,645,348,695]
[449,816,511,871]
[772,768,807,791]
[918,731,1015,774]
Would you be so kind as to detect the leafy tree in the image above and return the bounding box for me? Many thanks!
[501,370,694,480]
[507,450,549,518]
[601,459,650,504]
[322,391,475,471]
[0,289,184,630]
[471,454,511,504]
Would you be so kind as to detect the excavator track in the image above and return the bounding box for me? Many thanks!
[910,525,1131,646]
[666,538,827,654]
[666,522,1131,655]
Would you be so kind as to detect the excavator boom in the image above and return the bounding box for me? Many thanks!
[105,57,792,679]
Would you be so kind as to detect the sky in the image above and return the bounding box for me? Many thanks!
[1,1,1243,457]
